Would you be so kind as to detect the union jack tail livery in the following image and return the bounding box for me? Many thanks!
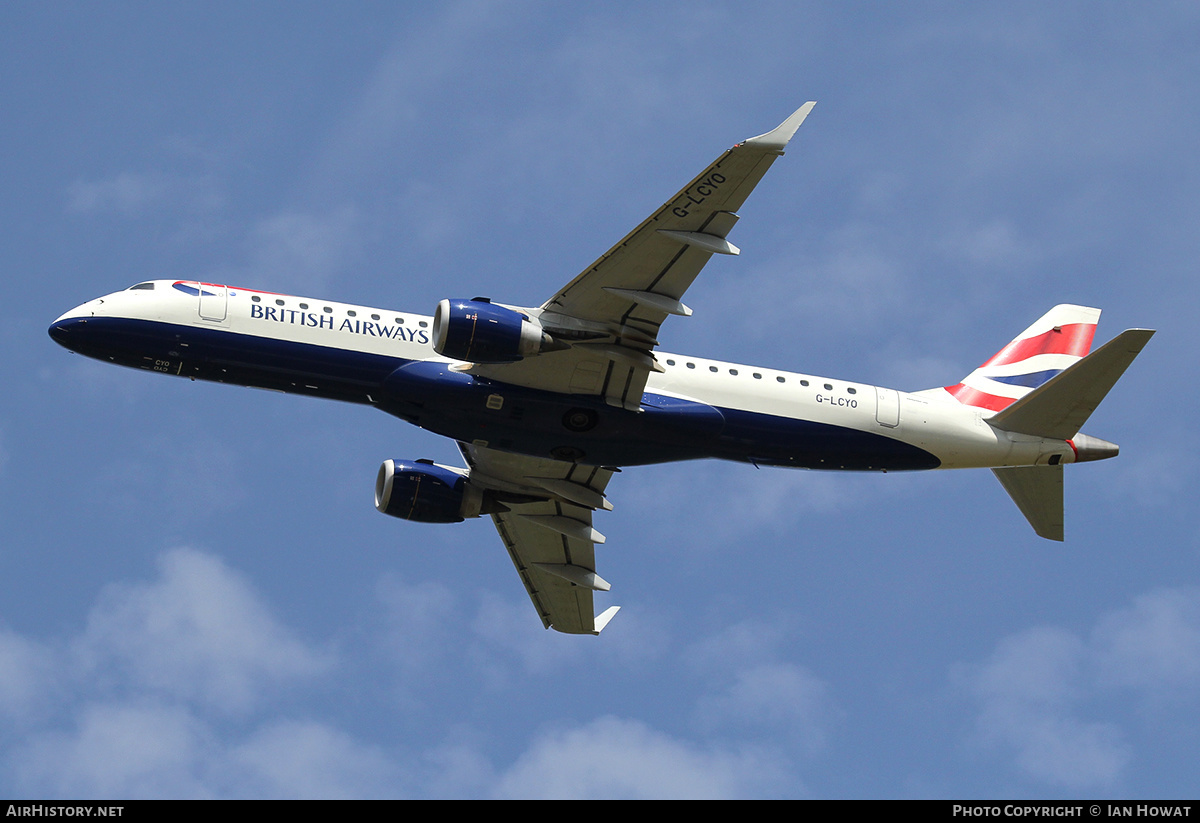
[943,304,1100,413]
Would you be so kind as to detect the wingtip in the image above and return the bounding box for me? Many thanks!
[742,101,817,151]
[591,605,621,634]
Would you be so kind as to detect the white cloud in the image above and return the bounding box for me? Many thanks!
[466,591,599,683]
[66,170,222,216]
[694,663,830,757]
[75,548,330,712]
[687,620,835,757]
[12,704,407,799]
[14,701,217,799]
[492,716,787,799]
[417,736,499,800]
[370,573,472,702]
[980,707,1129,792]
[375,573,459,653]
[960,588,1200,791]
[1093,588,1200,695]
[1,548,830,798]
[0,544,844,797]
[225,720,401,799]
[67,172,171,214]
[0,628,55,720]
[965,627,1129,791]
[938,219,1035,270]
[972,627,1084,706]
[244,207,360,294]
[0,549,374,797]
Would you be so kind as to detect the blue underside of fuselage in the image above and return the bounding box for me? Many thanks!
[48,316,940,471]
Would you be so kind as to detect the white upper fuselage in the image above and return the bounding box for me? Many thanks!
[51,280,1078,472]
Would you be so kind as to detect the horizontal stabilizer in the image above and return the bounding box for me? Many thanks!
[993,465,1064,541]
[988,329,1155,440]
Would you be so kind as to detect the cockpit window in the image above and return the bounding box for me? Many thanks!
[128,282,156,290]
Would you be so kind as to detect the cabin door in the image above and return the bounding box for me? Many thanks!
[198,283,228,321]
[875,387,900,428]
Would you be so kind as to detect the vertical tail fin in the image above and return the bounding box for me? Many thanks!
[941,304,1100,412]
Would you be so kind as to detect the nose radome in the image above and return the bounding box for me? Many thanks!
[48,315,86,348]
[48,299,97,348]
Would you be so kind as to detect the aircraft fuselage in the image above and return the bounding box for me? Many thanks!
[48,280,1078,473]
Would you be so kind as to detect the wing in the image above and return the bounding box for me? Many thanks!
[466,102,816,411]
[460,442,620,635]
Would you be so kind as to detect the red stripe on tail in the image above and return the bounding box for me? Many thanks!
[980,323,1096,368]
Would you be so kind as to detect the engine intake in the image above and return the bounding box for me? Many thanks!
[375,459,471,523]
[432,298,553,363]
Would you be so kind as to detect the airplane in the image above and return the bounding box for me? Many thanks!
[48,102,1154,635]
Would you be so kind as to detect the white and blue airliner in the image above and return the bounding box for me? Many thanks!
[49,103,1153,634]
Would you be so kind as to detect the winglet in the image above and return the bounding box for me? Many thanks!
[742,101,817,152]
[591,605,621,635]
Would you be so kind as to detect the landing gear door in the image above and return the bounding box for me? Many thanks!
[198,283,228,322]
[875,387,900,428]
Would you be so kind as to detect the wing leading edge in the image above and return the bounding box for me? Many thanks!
[466,102,817,412]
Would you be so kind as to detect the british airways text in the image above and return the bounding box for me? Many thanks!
[249,304,430,344]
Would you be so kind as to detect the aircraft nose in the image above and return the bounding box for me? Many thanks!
[48,314,90,350]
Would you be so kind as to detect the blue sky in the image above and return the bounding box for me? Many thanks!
[2,2,1198,798]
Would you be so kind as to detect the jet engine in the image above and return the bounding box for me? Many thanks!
[432,298,557,363]
[375,459,479,523]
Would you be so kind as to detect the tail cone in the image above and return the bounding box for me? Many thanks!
[1071,433,1119,463]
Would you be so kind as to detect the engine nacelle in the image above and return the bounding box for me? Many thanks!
[375,459,473,523]
[432,298,550,363]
